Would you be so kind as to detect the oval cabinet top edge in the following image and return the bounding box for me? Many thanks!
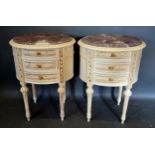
[78,34,146,51]
[9,33,76,49]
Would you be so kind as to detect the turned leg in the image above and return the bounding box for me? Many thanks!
[121,85,132,124]
[117,86,123,106]
[58,83,65,121]
[86,84,94,122]
[20,83,31,121]
[63,83,66,103]
[32,84,37,103]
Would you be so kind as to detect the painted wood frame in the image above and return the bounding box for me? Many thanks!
[10,37,75,121]
[78,39,146,124]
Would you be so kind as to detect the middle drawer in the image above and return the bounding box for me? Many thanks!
[94,63,130,74]
[24,61,58,71]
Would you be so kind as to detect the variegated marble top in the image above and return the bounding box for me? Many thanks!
[81,34,143,48]
[13,33,73,45]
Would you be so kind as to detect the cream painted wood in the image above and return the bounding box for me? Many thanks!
[86,84,94,122]
[78,40,146,124]
[121,85,132,124]
[32,84,37,103]
[20,83,30,121]
[63,83,66,103]
[58,82,66,121]
[10,38,75,121]
[117,86,123,106]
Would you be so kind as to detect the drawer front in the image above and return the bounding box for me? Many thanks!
[94,51,130,60]
[94,63,129,73]
[94,75,128,85]
[25,73,59,83]
[23,49,59,58]
[23,61,58,72]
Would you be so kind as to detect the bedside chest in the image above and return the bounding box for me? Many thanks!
[78,34,146,123]
[9,33,75,121]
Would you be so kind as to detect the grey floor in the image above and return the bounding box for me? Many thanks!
[0,85,155,128]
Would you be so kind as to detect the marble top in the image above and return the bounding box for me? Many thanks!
[81,34,143,48]
[13,33,73,45]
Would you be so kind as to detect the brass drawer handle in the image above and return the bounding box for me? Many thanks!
[110,53,117,58]
[108,66,114,70]
[108,78,114,82]
[36,52,42,56]
[38,76,44,80]
[37,64,42,68]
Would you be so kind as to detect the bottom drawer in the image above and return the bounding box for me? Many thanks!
[25,73,59,84]
[93,75,128,86]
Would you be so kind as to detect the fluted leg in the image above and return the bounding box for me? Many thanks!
[117,86,123,106]
[121,85,132,124]
[20,84,31,121]
[86,84,94,122]
[32,84,37,103]
[58,83,65,121]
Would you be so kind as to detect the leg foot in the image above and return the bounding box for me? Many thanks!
[61,117,64,122]
[121,119,125,124]
[86,84,94,122]
[58,83,66,121]
[27,117,31,122]
[34,98,37,103]
[87,117,91,122]
[121,86,132,124]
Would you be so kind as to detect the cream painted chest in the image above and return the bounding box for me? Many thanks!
[9,33,75,121]
[78,34,146,123]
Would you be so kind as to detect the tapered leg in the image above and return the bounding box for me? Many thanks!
[121,85,132,124]
[86,84,94,122]
[58,83,66,121]
[117,86,123,106]
[20,84,31,121]
[32,84,37,103]
[63,83,66,103]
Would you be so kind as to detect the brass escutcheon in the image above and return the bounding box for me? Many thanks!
[108,78,114,82]
[110,53,117,58]
[37,64,42,68]
[38,76,44,80]
[36,52,41,56]
[108,66,114,70]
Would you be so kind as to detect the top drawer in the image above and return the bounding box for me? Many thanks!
[94,51,131,60]
[22,49,59,58]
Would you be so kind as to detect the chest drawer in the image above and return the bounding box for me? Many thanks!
[94,51,130,60]
[23,61,58,72]
[25,73,59,83]
[23,49,59,58]
[94,63,129,73]
[94,75,128,85]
